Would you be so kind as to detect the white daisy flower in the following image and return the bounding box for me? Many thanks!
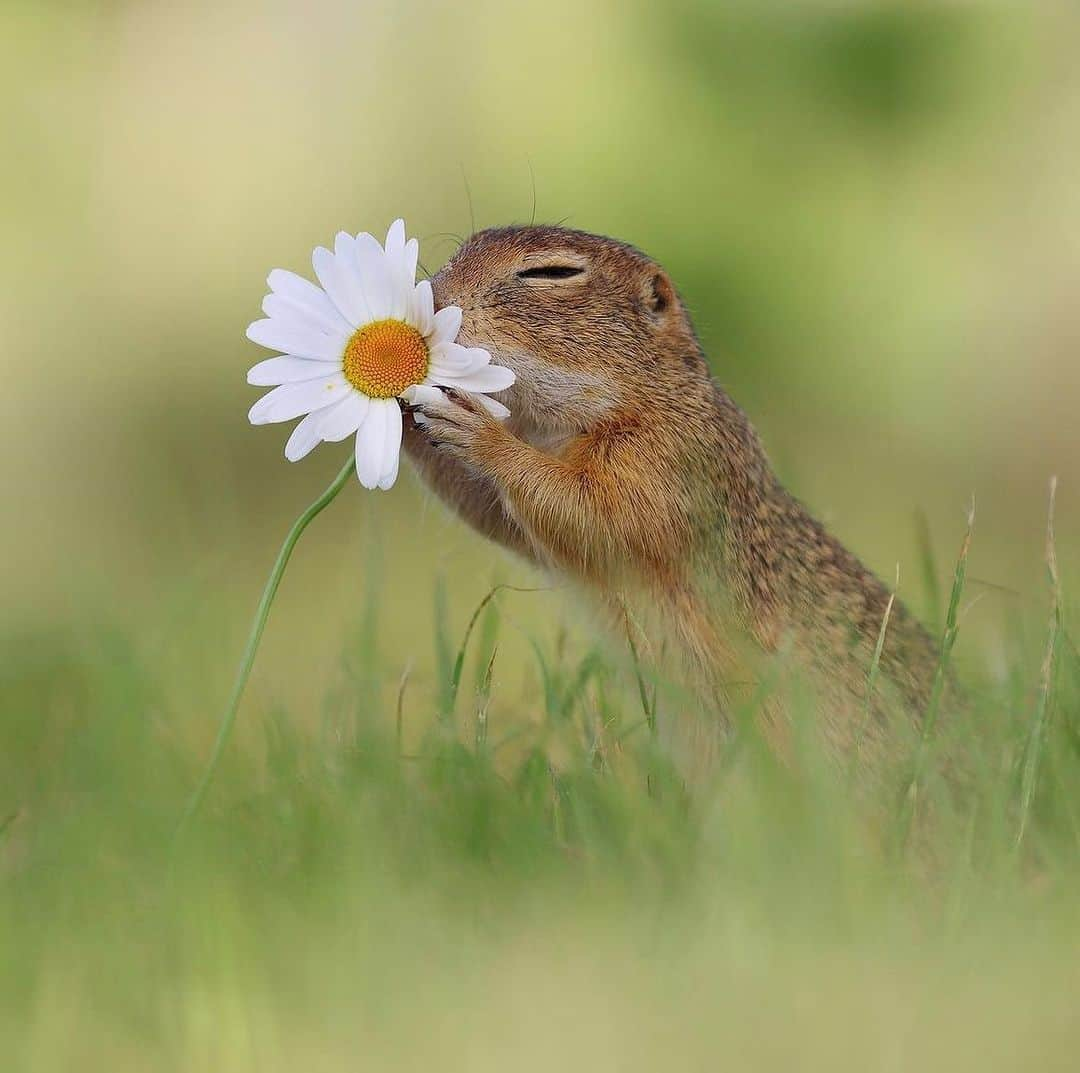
[245,219,515,490]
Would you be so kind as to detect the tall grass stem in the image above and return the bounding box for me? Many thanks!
[897,497,975,849]
[1016,477,1062,849]
[446,584,543,718]
[850,564,899,782]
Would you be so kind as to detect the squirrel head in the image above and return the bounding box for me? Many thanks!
[430,226,706,432]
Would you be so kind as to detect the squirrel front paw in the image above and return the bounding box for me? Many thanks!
[411,387,513,471]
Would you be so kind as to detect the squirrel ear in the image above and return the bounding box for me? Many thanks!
[646,271,674,317]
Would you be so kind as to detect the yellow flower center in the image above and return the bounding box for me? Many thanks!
[342,319,429,399]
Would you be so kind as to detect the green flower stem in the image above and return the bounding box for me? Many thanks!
[174,452,356,847]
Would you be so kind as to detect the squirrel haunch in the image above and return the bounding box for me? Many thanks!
[405,226,940,761]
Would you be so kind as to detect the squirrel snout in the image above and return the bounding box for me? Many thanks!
[429,270,489,356]
[429,267,458,318]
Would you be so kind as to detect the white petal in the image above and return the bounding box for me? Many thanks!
[403,383,444,407]
[475,393,511,420]
[410,280,435,336]
[267,268,330,306]
[284,411,324,462]
[248,375,349,425]
[353,233,393,320]
[382,227,415,321]
[431,305,463,345]
[392,247,418,319]
[266,269,348,329]
[262,292,350,337]
[430,363,516,393]
[402,238,419,286]
[246,318,346,361]
[312,244,365,326]
[388,281,409,321]
[428,341,491,377]
[378,399,403,490]
[337,231,373,320]
[354,401,388,489]
[316,391,370,441]
[247,356,338,386]
[385,219,406,256]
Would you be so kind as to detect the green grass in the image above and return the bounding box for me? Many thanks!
[2,525,1079,1071]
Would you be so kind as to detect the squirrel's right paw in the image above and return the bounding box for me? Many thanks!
[410,387,511,471]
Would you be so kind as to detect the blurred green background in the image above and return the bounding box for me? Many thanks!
[3,0,1078,666]
[3,2,1080,1069]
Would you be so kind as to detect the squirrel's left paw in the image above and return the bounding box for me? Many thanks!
[411,387,509,468]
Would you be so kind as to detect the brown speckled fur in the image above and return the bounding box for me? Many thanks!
[406,226,940,772]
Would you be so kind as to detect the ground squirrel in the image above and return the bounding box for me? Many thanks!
[405,226,941,772]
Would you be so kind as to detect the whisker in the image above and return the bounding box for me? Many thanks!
[460,164,477,235]
[528,157,537,227]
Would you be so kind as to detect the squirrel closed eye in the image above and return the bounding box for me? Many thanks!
[516,264,586,280]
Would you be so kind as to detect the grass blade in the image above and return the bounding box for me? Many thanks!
[475,646,498,752]
[448,584,544,717]
[624,616,656,736]
[897,496,975,849]
[395,660,412,757]
[1016,477,1063,849]
[850,564,899,781]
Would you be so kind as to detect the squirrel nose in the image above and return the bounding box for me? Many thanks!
[429,268,478,349]
[429,267,453,313]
